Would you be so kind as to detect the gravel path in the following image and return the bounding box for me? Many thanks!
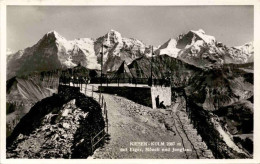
[80,84,213,159]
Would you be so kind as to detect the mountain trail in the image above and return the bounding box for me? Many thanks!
[81,84,211,159]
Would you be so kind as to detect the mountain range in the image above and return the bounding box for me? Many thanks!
[7,29,253,79]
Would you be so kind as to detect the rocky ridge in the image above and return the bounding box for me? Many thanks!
[7,85,105,159]
[7,99,88,158]
[6,70,61,137]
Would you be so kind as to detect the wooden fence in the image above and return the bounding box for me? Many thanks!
[59,82,109,154]
[59,76,171,87]
[80,84,109,154]
[90,77,171,87]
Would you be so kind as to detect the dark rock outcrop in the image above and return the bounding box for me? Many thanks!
[7,85,105,158]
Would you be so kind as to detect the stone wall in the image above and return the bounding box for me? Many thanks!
[151,86,172,109]
[99,86,152,107]
[99,86,172,109]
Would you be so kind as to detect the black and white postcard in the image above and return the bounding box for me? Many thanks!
[0,1,259,164]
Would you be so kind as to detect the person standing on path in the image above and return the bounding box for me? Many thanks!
[156,95,160,108]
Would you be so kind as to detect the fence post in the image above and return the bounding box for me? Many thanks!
[106,108,108,134]
[104,102,106,116]
[106,119,108,134]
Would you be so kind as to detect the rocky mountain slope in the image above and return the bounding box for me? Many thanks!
[6,65,93,137]
[185,63,253,110]
[127,50,253,157]
[6,70,60,137]
[128,53,253,111]
[7,85,105,158]
[128,55,203,87]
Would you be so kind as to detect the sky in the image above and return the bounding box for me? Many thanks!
[7,6,253,52]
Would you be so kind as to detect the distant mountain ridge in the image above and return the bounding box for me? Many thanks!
[7,29,254,79]
[155,29,253,69]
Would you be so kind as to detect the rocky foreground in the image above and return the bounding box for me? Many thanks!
[7,99,88,158]
[7,85,105,159]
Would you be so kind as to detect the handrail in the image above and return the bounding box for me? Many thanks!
[59,82,109,155]
[92,130,106,148]
[92,128,104,140]
[59,76,172,87]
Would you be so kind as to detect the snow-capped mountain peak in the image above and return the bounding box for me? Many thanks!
[234,42,253,53]
[176,29,216,49]
[227,41,254,63]
[105,29,123,46]
[190,29,216,45]
[45,30,66,41]
[164,38,178,47]
[46,30,59,36]
[154,38,180,58]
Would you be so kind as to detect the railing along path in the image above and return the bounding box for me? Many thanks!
[60,81,108,154]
